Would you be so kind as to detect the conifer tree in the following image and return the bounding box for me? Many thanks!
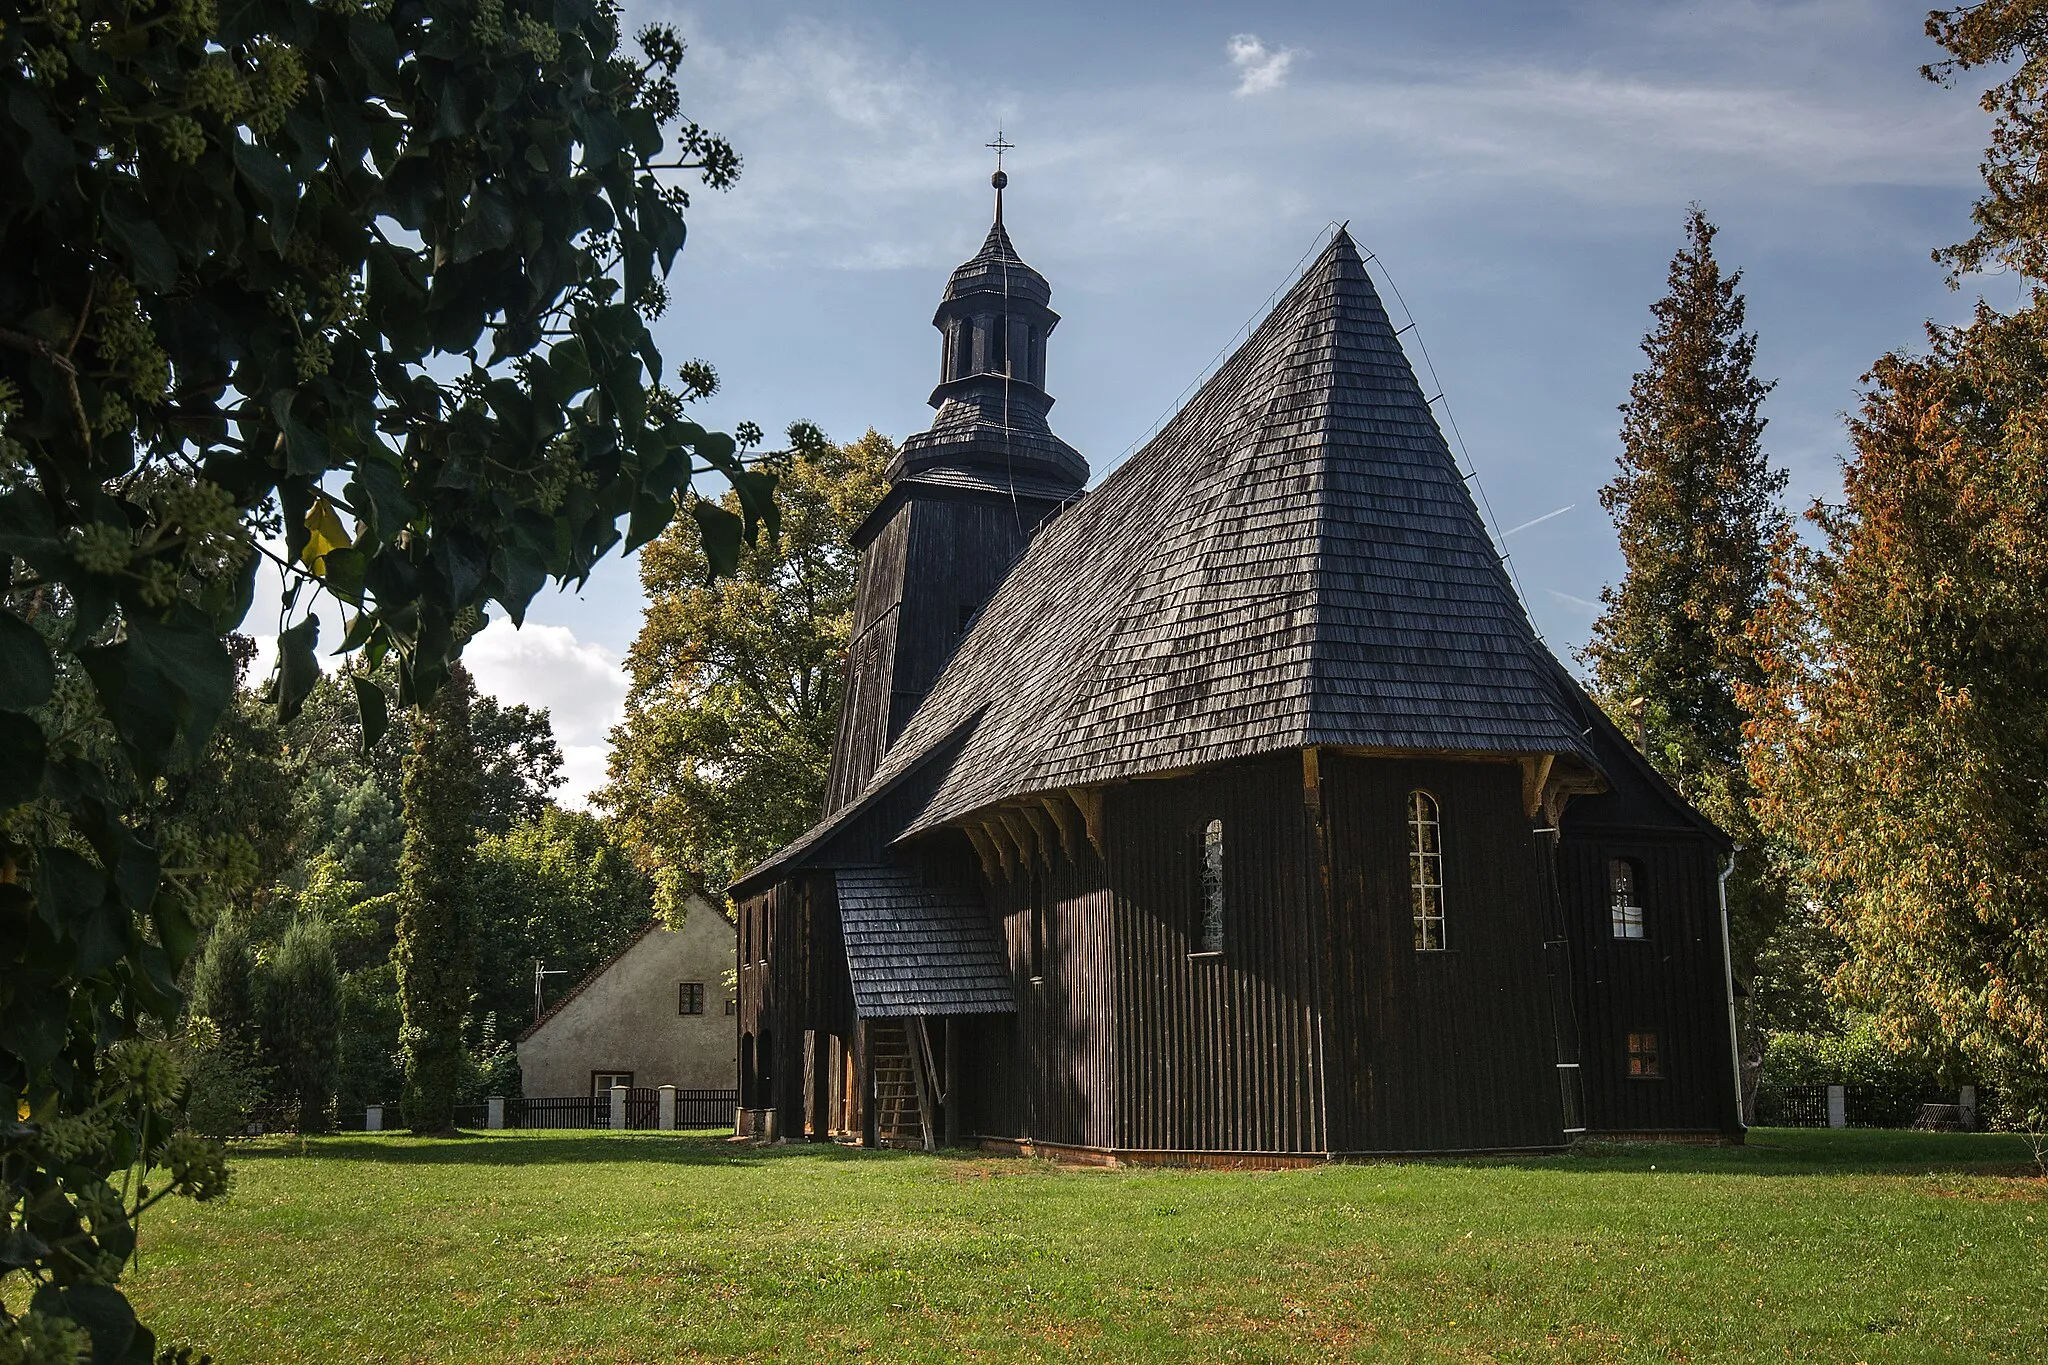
[394,664,480,1134]
[1587,208,1790,1092]
[256,917,343,1133]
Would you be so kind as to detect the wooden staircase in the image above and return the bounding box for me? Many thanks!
[870,1019,934,1150]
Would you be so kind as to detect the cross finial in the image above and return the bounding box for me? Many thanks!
[986,128,1014,174]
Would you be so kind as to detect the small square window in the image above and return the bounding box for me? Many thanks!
[677,982,705,1015]
[1626,1032,1660,1079]
[724,996,738,1016]
[592,1071,633,1095]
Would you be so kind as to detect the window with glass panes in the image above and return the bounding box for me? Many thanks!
[1410,791,1445,950]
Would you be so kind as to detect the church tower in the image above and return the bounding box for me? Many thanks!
[825,168,1089,812]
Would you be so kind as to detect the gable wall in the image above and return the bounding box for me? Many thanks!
[517,899,737,1098]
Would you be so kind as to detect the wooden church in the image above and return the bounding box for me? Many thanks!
[731,173,1745,1160]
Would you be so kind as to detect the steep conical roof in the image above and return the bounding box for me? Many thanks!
[735,231,1597,888]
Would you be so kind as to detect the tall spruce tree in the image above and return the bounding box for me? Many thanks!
[394,664,480,1134]
[1586,207,1791,1098]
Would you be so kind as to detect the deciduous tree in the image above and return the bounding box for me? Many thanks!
[2,0,761,1349]
[1747,301,2048,1128]
[601,425,890,906]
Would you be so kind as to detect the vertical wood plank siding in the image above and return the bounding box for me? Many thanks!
[738,873,857,1133]
[1320,755,1564,1152]
[827,495,1053,814]
[1557,829,1741,1134]
[1102,754,1325,1154]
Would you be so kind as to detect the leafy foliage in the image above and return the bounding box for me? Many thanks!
[1926,1,2048,282]
[471,806,653,1031]
[1584,208,1792,1098]
[3,0,758,1348]
[395,668,477,1134]
[1746,299,2048,1130]
[601,425,891,906]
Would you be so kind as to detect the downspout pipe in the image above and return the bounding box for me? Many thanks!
[1717,850,1748,1133]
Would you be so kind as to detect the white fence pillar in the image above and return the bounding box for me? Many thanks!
[1826,1084,1847,1129]
[486,1096,505,1130]
[658,1085,677,1131]
[1959,1085,1978,1132]
[364,1104,382,1132]
[610,1084,628,1131]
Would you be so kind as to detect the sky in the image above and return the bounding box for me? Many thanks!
[369,0,2002,805]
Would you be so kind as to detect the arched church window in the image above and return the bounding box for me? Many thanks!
[1195,818,1225,955]
[1410,790,1446,950]
[1609,859,1646,939]
[990,314,1009,373]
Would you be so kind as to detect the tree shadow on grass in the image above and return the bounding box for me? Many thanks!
[232,1127,2046,1179]
[1420,1127,2046,1179]
[232,1132,975,1169]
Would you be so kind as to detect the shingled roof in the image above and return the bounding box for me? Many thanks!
[836,866,1015,1016]
[736,231,1600,889]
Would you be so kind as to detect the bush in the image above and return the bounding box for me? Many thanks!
[1756,1019,1949,1126]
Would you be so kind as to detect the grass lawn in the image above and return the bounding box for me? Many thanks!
[123,1127,2045,1363]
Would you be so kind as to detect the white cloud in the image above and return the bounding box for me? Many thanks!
[464,620,630,808]
[1227,34,1298,97]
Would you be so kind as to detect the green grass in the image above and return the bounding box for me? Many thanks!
[124,1128,2046,1363]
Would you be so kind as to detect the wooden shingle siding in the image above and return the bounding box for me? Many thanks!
[836,865,1014,1017]
[1320,755,1564,1153]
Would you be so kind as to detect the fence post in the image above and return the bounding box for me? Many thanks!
[610,1084,627,1131]
[364,1104,382,1132]
[486,1096,504,1130]
[1959,1085,1978,1132]
[658,1085,676,1131]
[1826,1084,1847,1129]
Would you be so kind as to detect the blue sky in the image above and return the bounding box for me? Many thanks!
[438,0,1998,801]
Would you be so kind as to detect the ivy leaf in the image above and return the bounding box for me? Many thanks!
[273,615,321,722]
[0,614,55,711]
[0,712,45,810]
[352,672,389,754]
[690,497,743,579]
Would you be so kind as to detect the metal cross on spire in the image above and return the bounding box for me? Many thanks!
[986,128,1014,224]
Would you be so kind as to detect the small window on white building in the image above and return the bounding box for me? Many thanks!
[678,981,705,1015]
[1410,790,1446,951]
[592,1071,633,1095]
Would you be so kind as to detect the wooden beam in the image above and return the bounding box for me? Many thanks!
[982,816,1023,876]
[1018,804,1060,868]
[997,808,1039,869]
[1069,786,1106,856]
[1521,753,1556,820]
[962,822,1002,882]
[1038,794,1080,862]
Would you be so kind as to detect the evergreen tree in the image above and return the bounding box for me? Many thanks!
[1586,207,1792,1097]
[256,918,343,1133]
[394,665,480,1134]
[189,919,259,1058]
[601,425,891,907]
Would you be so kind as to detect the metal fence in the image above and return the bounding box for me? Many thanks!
[514,1095,610,1129]
[1753,1082,1980,1130]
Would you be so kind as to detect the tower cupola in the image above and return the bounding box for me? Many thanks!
[889,171,1088,491]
